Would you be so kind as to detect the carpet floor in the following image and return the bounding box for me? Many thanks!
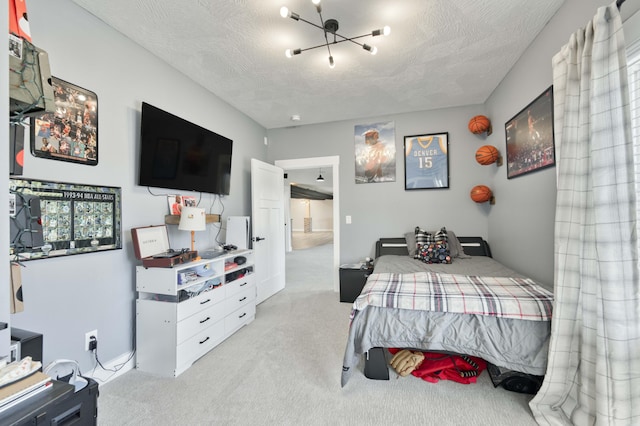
[96,243,538,425]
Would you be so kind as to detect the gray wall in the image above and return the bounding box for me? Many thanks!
[9,0,267,374]
[267,104,496,265]
[6,0,639,376]
[268,0,640,290]
[485,0,640,286]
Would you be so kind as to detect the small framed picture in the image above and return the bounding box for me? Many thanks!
[30,77,98,166]
[505,86,555,179]
[167,195,197,215]
[404,132,449,190]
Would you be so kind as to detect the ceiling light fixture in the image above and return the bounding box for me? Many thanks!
[280,1,390,69]
[316,168,325,182]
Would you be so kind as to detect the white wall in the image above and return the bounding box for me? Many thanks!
[311,200,333,231]
[9,0,267,377]
[290,199,333,232]
[290,199,308,231]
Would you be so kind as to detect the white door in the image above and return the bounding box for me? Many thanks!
[251,159,286,304]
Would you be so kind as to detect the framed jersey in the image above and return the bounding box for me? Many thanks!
[404,132,449,190]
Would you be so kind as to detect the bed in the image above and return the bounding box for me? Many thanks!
[341,235,553,387]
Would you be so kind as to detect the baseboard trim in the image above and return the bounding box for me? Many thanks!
[82,351,135,384]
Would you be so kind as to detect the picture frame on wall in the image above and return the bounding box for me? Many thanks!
[9,178,122,261]
[30,76,98,166]
[505,86,555,179]
[354,121,396,184]
[404,132,449,190]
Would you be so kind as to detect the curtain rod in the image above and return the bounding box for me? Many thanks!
[617,0,625,9]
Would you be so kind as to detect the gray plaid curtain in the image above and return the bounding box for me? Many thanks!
[529,2,640,425]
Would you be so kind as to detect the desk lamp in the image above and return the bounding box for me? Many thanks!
[178,207,206,255]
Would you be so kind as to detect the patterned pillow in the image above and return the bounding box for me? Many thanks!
[414,226,452,264]
[405,232,417,257]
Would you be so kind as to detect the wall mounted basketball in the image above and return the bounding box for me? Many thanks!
[475,145,503,166]
[470,185,495,204]
[468,115,492,135]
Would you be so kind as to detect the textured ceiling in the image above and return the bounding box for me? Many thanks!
[70,0,565,129]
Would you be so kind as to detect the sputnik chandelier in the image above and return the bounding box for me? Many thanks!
[280,0,391,69]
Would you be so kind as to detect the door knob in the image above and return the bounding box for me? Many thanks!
[253,236,265,242]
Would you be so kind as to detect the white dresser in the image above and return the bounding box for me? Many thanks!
[135,250,255,377]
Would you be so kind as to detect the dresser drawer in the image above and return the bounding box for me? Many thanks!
[176,322,225,370]
[225,303,256,336]
[225,274,255,296]
[225,286,255,316]
[176,305,226,345]
[177,287,225,321]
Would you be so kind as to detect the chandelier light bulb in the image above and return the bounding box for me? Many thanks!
[372,26,391,37]
[285,48,301,58]
[363,44,377,55]
[280,3,388,65]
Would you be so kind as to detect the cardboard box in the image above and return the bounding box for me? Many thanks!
[10,263,24,313]
[131,225,197,268]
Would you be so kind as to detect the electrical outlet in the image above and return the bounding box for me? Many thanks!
[85,329,98,351]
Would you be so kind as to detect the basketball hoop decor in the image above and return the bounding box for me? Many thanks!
[468,115,492,136]
[475,145,503,166]
[470,185,495,205]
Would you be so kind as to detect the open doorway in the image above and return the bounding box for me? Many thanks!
[275,156,340,292]
[288,171,333,251]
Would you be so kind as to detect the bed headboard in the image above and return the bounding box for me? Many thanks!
[375,236,492,258]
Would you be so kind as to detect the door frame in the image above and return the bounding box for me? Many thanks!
[275,156,340,293]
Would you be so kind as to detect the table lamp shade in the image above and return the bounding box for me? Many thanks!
[178,207,206,231]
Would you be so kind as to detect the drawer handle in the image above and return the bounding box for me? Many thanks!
[240,282,247,287]
[239,313,246,319]
[239,296,247,302]
[200,316,210,324]
[199,336,210,345]
[200,298,211,305]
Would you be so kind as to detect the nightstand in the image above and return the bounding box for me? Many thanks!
[339,263,373,303]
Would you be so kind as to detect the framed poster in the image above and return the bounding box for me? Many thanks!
[505,86,555,178]
[354,121,396,184]
[9,178,121,261]
[30,76,98,165]
[404,132,449,190]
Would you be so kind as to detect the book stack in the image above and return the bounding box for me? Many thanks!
[0,358,52,414]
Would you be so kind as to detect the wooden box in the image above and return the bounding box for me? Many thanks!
[131,225,197,268]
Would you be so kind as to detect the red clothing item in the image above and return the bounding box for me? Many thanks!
[389,349,486,384]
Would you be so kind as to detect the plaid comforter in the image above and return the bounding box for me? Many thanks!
[353,272,553,321]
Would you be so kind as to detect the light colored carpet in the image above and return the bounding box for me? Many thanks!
[96,244,537,425]
[291,231,333,250]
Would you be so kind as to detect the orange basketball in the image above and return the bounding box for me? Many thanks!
[468,115,491,134]
[475,145,500,165]
[470,185,493,203]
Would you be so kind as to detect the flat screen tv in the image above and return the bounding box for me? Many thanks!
[138,102,233,195]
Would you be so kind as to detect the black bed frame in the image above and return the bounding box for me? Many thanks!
[375,236,492,258]
[365,237,543,394]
